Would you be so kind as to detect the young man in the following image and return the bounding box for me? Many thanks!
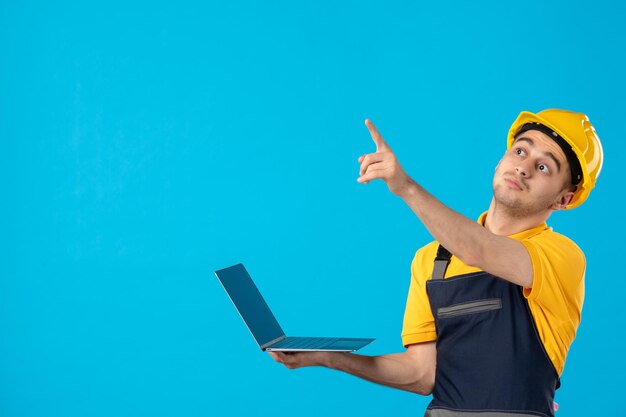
[270,109,604,417]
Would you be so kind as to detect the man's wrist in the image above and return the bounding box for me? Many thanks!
[324,352,348,370]
[397,177,419,200]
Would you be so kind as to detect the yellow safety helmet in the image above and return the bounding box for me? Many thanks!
[507,109,604,209]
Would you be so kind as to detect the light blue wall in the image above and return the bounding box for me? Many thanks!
[2,1,624,416]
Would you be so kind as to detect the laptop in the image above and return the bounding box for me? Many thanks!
[215,263,375,352]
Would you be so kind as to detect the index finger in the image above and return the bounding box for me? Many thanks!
[365,119,390,151]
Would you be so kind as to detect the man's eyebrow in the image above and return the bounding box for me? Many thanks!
[514,136,561,172]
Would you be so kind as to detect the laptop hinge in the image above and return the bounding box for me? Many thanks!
[261,335,286,350]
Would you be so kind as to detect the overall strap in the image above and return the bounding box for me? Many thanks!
[432,244,452,280]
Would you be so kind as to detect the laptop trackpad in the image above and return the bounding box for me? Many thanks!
[330,339,364,349]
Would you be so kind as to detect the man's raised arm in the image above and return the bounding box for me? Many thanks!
[357,119,534,288]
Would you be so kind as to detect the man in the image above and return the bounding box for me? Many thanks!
[270,109,604,417]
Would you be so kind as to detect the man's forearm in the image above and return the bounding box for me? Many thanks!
[325,351,434,395]
[398,179,489,267]
[397,180,532,287]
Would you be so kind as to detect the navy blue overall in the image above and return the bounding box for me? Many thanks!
[424,245,560,417]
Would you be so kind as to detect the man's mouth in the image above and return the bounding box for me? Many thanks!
[504,177,524,190]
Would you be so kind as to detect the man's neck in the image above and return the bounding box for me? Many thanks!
[484,198,551,236]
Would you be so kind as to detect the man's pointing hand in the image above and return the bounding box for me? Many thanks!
[357,119,414,197]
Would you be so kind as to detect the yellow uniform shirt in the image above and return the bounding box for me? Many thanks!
[401,212,585,375]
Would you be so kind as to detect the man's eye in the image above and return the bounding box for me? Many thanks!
[538,164,550,173]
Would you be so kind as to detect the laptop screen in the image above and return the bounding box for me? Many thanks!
[215,264,285,348]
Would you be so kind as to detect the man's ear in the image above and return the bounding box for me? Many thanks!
[551,191,575,211]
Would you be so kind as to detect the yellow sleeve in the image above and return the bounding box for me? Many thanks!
[401,242,438,347]
[519,232,586,375]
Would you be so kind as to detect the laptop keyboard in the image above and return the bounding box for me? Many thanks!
[271,337,339,349]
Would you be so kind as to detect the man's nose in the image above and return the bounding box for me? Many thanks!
[515,161,531,177]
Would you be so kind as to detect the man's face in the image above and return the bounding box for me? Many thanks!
[493,129,574,216]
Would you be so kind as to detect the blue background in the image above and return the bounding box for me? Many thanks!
[1,1,625,416]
